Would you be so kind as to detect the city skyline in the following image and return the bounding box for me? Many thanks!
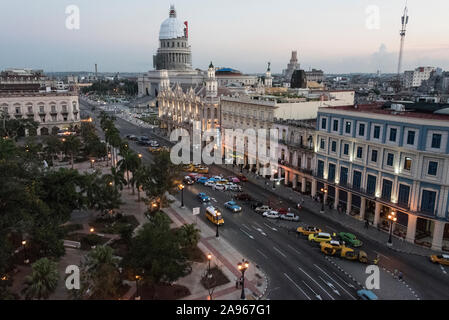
[1,0,449,74]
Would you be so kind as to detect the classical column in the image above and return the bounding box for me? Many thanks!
[406,214,417,243]
[323,184,328,204]
[292,174,297,189]
[373,201,381,227]
[359,197,366,221]
[431,220,445,251]
[284,169,289,186]
[301,177,306,193]
[334,187,339,210]
[346,192,352,215]
[311,179,317,197]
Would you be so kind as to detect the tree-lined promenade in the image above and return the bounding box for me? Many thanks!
[0,112,199,300]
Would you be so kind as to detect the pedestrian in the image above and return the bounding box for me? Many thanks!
[365,219,369,229]
[398,271,403,281]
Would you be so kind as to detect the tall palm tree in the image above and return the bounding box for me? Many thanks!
[131,165,149,201]
[63,135,81,169]
[44,136,62,162]
[104,166,127,192]
[22,258,59,300]
[118,150,140,190]
[178,224,201,250]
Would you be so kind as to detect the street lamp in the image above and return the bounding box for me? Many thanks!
[135,275,141,300]
[179,184,185,208]
[272,169,278,189]
[138,153,142,159]
[22,240,28,264]
[320,187,328,213]
[215,213,220,238]
[387,211,397,246]
[89,227,95,233]
[207,254,212,277]
[237,259,249,300]
[90,159,95,168]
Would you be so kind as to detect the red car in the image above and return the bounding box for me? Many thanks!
[236,174,248,182]
[277,208,289,215]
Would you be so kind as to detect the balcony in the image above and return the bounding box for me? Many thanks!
[278,139,314,153]
[278,159,314,176]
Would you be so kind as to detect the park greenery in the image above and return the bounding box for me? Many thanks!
[0,111,195,300]
[81,79,138,96]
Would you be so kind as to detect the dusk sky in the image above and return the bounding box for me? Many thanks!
[1,0,448,74]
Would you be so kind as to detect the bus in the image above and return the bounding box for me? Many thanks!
[205,206,224,226]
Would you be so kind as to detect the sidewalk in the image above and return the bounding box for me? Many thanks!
[221,165,441,257]
[163,195,268,300]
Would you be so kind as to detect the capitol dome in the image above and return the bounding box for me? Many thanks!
[159,5,186,40]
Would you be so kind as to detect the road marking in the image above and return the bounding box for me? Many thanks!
[313,265,356,299]
[272,246,287,258]
[302,281,322,300]
[325,225,337,232]
[239,228,254,240]
[263,223,278,231]
[256,249,268,259]
[374,251,391,260]
[318,276,341,296]
[440,265,447,274]
[287,244,302,255]
[241,224,252,231]
[297,266,334,300]
[252,226,267,236]
[211,198,217,203]
[283,273,311,300]
[332,272,356,289]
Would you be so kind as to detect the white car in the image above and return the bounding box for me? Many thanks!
[228,184,242,192]
[280,213,300,221]
[213,184,226,191]
[205,180,216,187]
[262,210,280,219]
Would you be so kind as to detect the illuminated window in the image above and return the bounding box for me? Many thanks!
[404,157,412,170]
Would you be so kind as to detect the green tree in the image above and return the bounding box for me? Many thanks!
[177,224,200,250]
[43,136,62,163]
[123,212,190,296]
[118,150,141,192]
[130,165,149,202]
[22,258,59,300]
[62,135,81,169]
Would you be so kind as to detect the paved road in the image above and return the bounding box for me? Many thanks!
[80,100,449,300]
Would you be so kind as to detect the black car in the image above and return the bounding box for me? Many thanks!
[249,201,263,210]
[139,136,150,141]
[126,134,137,141]
[235,193,252,202]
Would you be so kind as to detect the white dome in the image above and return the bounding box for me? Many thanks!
[159,5,186,40]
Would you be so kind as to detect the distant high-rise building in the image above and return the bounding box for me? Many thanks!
[283,51,299,82]
[403,67,435,88]
[291,69,307,89]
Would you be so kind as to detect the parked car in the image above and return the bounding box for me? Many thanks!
[213,184,226,191]
[205,180,216,187]
[228,177,241,184]
[196,177,209,184]
[277,208,289,215]
[297,226,322,236]
[430,254,449,266]
[236,174,248,182]
[262,210,280,219]
[308,232,333,243]
[126,134,137,140]
[227,183,242,192]
[235,193,252,202]
[338,232,363,247]
[357,290,378,300]
[250,201,263,210]
[224,201,242,213]
[255,205,272,214]
[197,192,210,203]
[320,240,343,253]
[183,176,194,185]
[139,136,149,141]
[280,213,299,221]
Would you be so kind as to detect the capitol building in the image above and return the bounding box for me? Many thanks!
[137,5,260,98]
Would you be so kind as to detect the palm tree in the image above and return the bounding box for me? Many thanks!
[83,245,121,300]
[130,165,149,201]
[22,258,59,300]
[104,166,127,192]
[63,135,81,169]
[118,150,140,191]
[44,136,62,162]
[178,224,201,250]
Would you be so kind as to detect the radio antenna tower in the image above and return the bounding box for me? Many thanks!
[396,2,409,90]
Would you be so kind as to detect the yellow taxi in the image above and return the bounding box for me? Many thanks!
[430,254,449,266]
[297,226,322,236]
[206,206,224,226]
[195,166,209,174]
[183,164,196,172]
[149,146,162,153]
[320,240,343,255]
[308,232,332,243]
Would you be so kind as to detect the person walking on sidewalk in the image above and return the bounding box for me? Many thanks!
[365,219,369,229]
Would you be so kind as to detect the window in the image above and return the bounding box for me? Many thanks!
[431,134,442,149]
[407,131,415,145]
[421,190,436,215]
[321,117,327,129]
[356,147,363,158]
[331,141,337,152]
[381,179,393,201]
[428,161,438,176]
[345,121,351,134]
[333,120,339,131]
[387,153,394,166]
[398,184,410,207]
[404,157,412,170]
[389,128,397,142]
[328,163,336,182]
[343,143,349,155]
[320,139,325,149]
[340,167,348,186]
[371,150,378,162]
[373,125,380,139]
[353,171,362,190]
[367,175,376,196]
[358,123,365,136]
[317,160,324,178]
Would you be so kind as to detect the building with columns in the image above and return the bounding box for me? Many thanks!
[314,103,449,251]
[0,69,80,136]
